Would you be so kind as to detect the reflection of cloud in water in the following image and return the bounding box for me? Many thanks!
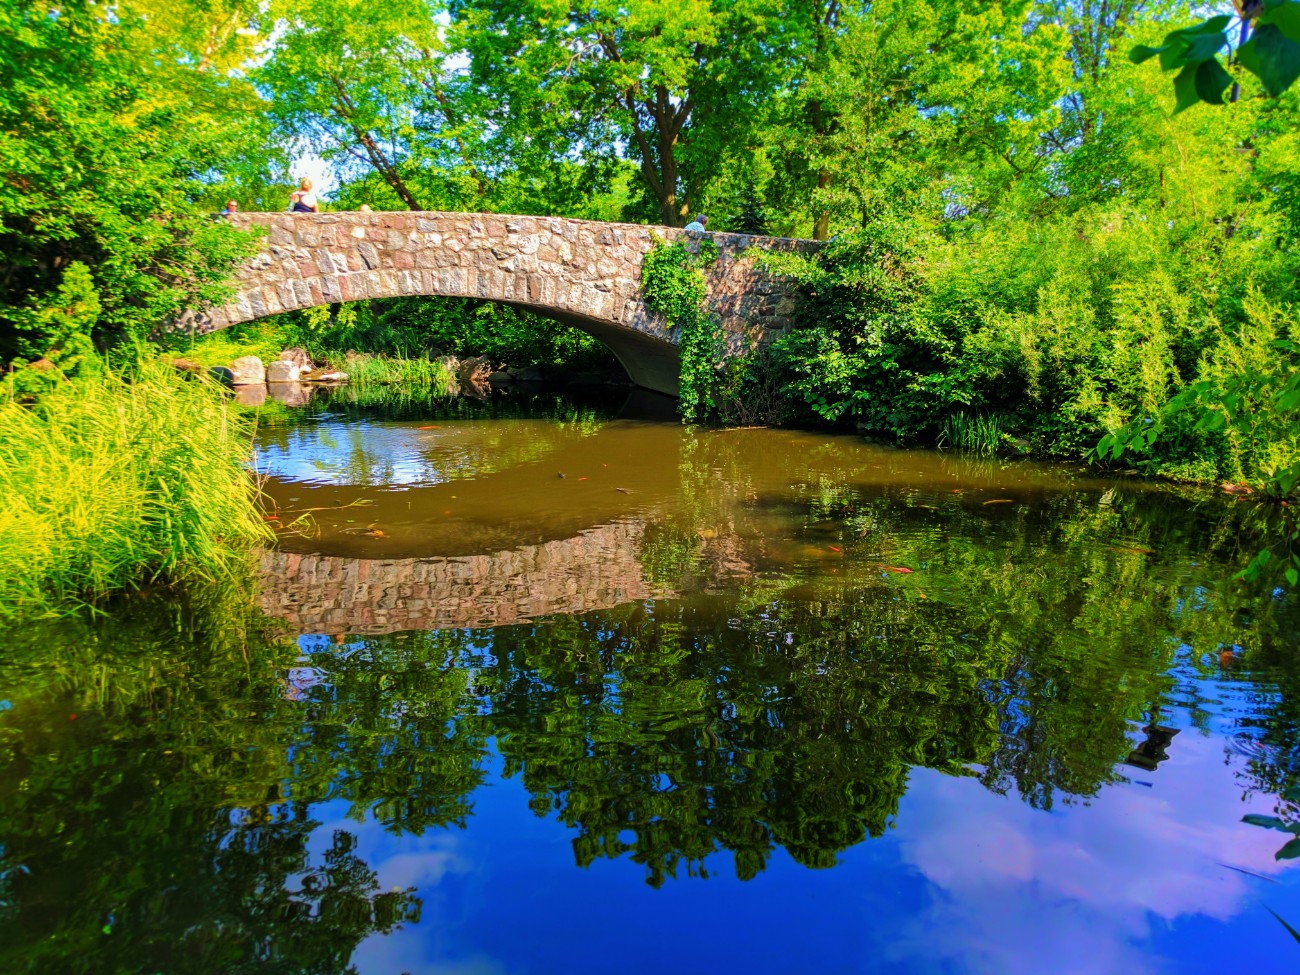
[256,420,588,489]
[887,733,1297,975]
[303,808,490,975]
[309,803,476,891]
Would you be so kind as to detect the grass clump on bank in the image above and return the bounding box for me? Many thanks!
[0,360,270,617]
[323,351,458,392]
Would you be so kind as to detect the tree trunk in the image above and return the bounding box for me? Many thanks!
[814,169,831,239]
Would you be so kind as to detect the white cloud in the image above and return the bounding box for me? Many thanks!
[884,731,1298,974]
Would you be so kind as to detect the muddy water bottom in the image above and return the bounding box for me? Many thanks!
[2,386,1299,974]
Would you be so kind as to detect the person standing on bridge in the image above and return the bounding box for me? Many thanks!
[289,178,320,213]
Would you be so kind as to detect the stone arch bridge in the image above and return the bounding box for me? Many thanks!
[197,212,817,396]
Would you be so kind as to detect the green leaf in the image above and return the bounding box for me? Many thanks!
[1259,1,1300,43]
[1286,567,1299,587]
[1239,25,1300,96]
[1243,813,1294,831]
[1131,18,1231,71]
[1275,389,1300,411]
[1195,409,1227,431]
[1194,58,1234,105]
[1277,837,1300,860]
[1283,785,1300,802]
[1172,63,1204,113]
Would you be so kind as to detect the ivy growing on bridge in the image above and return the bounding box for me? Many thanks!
[641,237,720,422]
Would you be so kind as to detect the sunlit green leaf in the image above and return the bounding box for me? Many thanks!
[1238,25,1300,96]
[1259,0,1300,43]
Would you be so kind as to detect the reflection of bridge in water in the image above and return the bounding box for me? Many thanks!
[259,520,665,635]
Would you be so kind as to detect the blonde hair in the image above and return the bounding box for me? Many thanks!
[299,177,313,191]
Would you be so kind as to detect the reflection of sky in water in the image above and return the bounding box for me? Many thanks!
[289,699,1300,975]
[255,420,586,489]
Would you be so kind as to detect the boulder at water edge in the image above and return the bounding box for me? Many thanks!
[279,347,313,372]
[266,360,300,384]
[228,355,265,386]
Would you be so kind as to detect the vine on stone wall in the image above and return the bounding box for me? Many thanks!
[641,237,720,421]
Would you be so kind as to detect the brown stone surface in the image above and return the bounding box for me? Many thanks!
[186,212,816,397]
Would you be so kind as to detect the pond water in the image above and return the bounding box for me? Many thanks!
[2,386,1299,974]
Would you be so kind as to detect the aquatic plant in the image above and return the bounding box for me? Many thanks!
[938,411,1011,456]
[0,359,270,616]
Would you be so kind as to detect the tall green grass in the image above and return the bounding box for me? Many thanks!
[0,360,271,617]
[937,411,1011,456]
[329,351,458,392]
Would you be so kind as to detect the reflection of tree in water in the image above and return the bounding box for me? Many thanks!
[1217,636,1300,858]
[3,468,1300,967]
[478,593,1005,886]
[0,597,424,975]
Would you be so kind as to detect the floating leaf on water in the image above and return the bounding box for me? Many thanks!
[616,487,633,494]
[829,546,842,553]
[417,425,441,430]
[982,499,1014,505]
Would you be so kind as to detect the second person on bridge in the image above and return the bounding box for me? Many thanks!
[288,178,320,213]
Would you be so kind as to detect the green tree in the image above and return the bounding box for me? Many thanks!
[0,0,280,366]
[450,0,804,226]
[258,0,451,211]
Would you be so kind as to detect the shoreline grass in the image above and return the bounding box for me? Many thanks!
[0,360,271,618]
[322,351,458,392]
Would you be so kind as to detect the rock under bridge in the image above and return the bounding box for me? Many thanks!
[196,212,816,396]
